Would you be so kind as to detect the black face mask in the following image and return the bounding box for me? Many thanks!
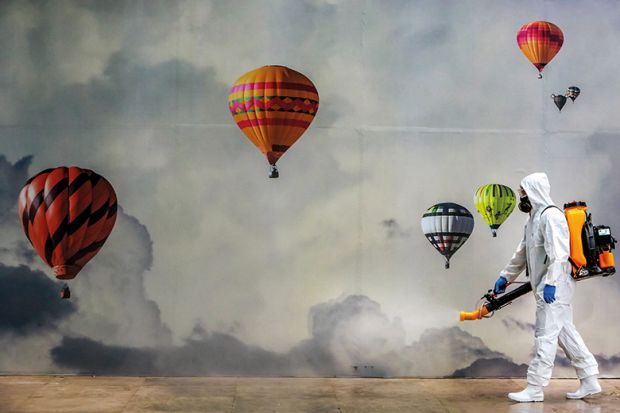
[518,196,532,213]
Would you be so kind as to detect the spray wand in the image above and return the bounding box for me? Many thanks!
[459,282,532,321]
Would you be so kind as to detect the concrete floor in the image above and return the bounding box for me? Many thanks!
[0,376,618,413]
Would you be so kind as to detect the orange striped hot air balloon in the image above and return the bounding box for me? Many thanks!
[517,21,564,78]
[18,167,117,299]
[228,65,319,178]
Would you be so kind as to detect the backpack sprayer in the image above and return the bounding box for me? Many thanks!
[460,201,616,321]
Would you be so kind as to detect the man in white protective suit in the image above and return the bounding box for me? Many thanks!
[493,172,601,402]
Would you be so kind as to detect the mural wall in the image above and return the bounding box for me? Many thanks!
[1,0,620,377]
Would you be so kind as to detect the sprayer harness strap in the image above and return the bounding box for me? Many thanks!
[541,205,562,215]
[541,205,579,271]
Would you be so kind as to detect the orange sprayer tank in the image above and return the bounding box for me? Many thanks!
[564,202,588,270]
[563,201,616,278]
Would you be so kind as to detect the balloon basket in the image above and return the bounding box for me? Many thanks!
[269,165,279,179]
[60,284,71,300]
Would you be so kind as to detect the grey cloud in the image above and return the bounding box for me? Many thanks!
[51,336,158,375]
[164,330,291,376]
[0,155,31,220]
[77,0,176,17]
[1,0,189,100]
[61,206,174,348]
[51,294,511,377]
[555,351,620,376]
[3,0,345,129]
[381,218,412,239]
[7,2,346,132]
[14,242,38,264]
[22,51,230,127]
[450,357,528,378]
[595,354,620,373]
[0,263,76,335]
[402,326,507,377]
[0,155,47,268]
[502,317,535,332]
[0,244,36,264]
[51,326,290,376]
[288,294,406,376]
[411,24,451,47]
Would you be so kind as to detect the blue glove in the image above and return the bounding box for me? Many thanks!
[543,284,556,304]
[494,276,507,295]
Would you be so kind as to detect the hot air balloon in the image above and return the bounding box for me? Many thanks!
[18,167,117,299]
[421,203,474,269]
[517,21,564,78]
[551,94,567,111]
[474,184,516,237]
[228,65,319,178]
[565,86,580,102]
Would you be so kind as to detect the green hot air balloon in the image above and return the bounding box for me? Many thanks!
[474,184,516,237]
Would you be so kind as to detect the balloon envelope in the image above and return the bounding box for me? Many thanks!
[552,94,567,111]
[517,21,563,75]
[421,202,474,269]
[566,86,580,102]
[474,184,516,237]
[228,65,319,166]
[18,167,117,279]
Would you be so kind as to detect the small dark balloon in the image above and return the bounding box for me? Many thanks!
[551,94,567,111]
[565,86,580,102]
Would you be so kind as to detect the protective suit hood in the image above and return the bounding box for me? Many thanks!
[521,172,554,211]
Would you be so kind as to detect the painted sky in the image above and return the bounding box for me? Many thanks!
[1,0,620,377]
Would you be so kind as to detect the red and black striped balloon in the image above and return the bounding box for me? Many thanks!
[18,167,117,279]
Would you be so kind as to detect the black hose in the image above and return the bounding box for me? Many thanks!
[484,282,532,313]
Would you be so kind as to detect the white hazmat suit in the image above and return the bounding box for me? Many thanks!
[500,173,599,401]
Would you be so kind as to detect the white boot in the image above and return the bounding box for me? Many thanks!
[566,375,602,399]
[508,385,544,402]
